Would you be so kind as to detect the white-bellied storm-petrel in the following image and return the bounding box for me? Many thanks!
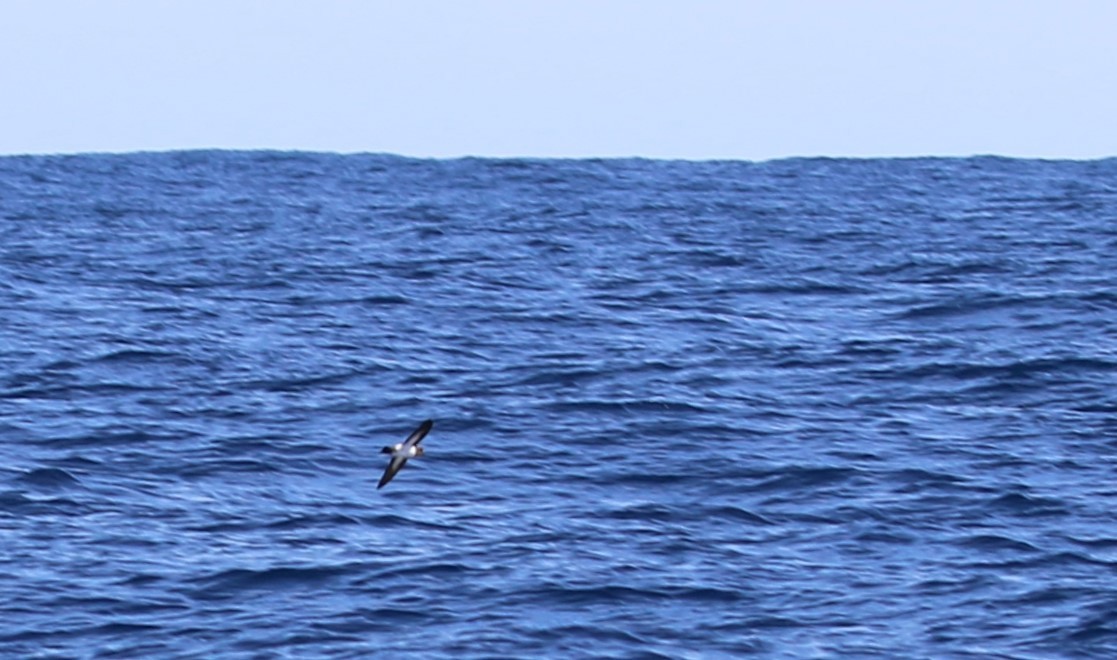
[378,419,432,489]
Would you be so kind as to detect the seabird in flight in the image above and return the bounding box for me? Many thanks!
[378,419,432,489]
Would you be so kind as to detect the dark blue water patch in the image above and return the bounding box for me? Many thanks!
[189,564,356,601]
[3,151,1117,657]
[953,533,1043,554]
[983,491,1073,518]
[16,467,80,488]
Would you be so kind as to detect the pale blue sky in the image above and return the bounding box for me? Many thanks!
[2,0,1115,160]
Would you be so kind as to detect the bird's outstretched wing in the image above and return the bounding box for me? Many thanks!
[378,455,408,489]
[403,419,433,449]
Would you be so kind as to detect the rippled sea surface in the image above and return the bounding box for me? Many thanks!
[2,152,1116,658]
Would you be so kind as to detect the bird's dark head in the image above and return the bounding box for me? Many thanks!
[380,446,394,455]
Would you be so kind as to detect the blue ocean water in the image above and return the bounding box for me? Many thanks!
[1,151,1116,658]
